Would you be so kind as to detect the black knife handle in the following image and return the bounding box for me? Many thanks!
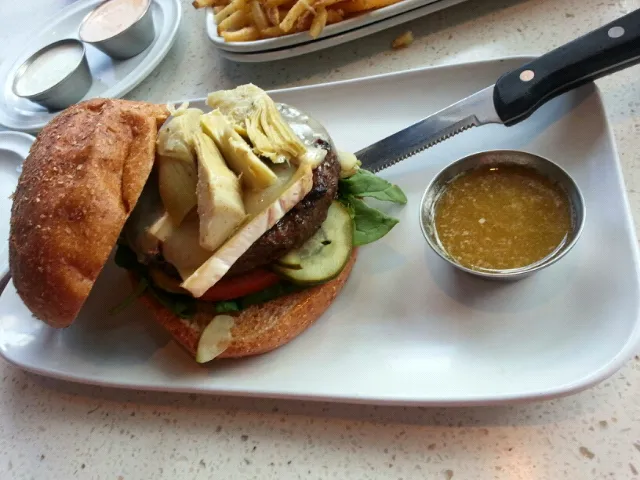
[494,9,640,126]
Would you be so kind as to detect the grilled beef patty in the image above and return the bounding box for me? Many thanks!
[227,143,340,276]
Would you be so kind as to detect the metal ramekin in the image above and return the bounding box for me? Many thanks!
[79,0,156,60]
[419,150,586,281]
[11,39,92,111]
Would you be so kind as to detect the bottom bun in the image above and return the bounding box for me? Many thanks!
[136,250,357,360]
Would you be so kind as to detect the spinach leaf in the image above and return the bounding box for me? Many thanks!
[147,286,197,319]
[113,245,196,319]
[339,169,407,204]
[114,243,143,272]
[112,245,305,317]
[109,277,148,316]
[215,300,241,314]
[347,196,400,246]
[240,282,303,309]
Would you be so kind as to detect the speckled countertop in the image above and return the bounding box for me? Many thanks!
[1,0,640,478]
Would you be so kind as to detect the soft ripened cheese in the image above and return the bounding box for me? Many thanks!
[181,164,313,297]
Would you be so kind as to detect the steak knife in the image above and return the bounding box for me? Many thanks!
[356,9,640,172]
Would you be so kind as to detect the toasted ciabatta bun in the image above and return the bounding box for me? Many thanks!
[136,250,357,359]
[9,99,169,328]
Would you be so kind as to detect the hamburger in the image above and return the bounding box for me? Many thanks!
[9,85,406,363]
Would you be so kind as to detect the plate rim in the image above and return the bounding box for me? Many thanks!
[2,56,639,406]
[0,0,182,133]
[0,131,35,278]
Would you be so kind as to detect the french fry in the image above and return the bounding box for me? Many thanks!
[265,6,280,24]
[215,0,246,23]
[336,0,401,13]
[309,6,327,38]
[326,8,343,23]
[314,0,342,7]
[218,9,249,32]
[295,10,315,31]
[260,26,285,37]
[222,26,261,41]
[279,0,314,32]
[264,0,294,7]
[391,30,413,49]
[193,0,223,8]
[250,0,270,30]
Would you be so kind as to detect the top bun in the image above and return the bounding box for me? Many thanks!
[9,99,169,328]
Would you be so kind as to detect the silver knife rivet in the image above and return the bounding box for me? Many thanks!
[519,70,535,82]
[608,26,625,38]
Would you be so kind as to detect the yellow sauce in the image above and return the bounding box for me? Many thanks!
[434,165,572,271]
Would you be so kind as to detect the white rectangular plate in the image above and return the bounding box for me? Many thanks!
[207,0,469,56]
[1,56,640,406]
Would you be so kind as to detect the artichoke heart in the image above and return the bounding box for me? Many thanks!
[206,84,308,165]
[206,84,264,128]
[122,169,166,264]
[156,107,203,163]
[148,212,175,243]
[156,108,204,225]
[193,131,247,252]
[162,213,215,281]
[157,155,198,227]
[200,110,278,191]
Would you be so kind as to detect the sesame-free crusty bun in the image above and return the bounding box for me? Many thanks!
[136,251,357,360]
[9,99,169,328]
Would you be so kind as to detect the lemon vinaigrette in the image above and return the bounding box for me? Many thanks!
[434,165,572,271]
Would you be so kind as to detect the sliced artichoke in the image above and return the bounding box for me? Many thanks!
[162,213,215,281]
[193,131,247,252]
[156,108,203,225]
[122,169,165,264]
[206,84,308,165]
[157,155,198,226]
[148,211,175,243]
[156,108,203,163]
[242,162,296,217]
[200,110,278,191]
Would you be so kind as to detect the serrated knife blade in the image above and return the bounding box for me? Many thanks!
[355,6,640,173]
[355,86,501,173]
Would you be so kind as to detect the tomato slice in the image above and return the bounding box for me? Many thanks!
[199,269,281,302]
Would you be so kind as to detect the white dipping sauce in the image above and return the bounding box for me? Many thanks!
[79,0,149,42]
[15,43,84,96]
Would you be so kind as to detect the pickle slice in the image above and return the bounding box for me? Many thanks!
[274,201,353,285]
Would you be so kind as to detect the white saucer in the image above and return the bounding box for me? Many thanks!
[0,131,34,277]
[0,0,181,133]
